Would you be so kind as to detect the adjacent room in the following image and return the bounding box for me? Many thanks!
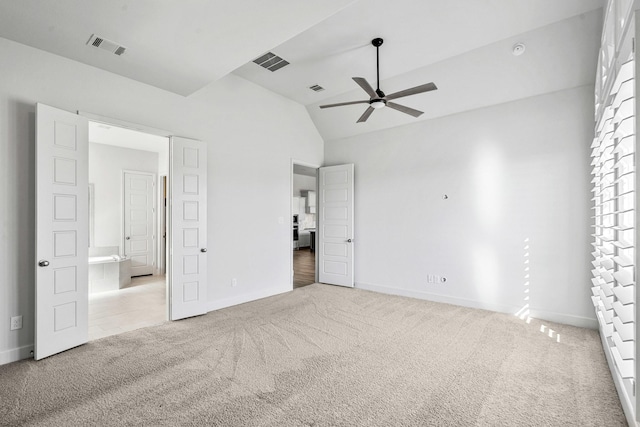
[87,122,169,340]
[292,163,317,288]
[0,0,635,425]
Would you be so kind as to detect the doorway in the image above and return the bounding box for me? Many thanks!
[292,161,319,288]
[87,121,169,340]
[35,103,210,360]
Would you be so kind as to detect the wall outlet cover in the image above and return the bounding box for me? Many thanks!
[10,315,22,330]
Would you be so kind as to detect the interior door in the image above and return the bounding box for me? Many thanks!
[35,103,89,360]
[169,137,208,320]
[124,171,155,276]
[318,164,354,287]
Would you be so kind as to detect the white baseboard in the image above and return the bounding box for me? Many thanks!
[207,285,291,312]
[355,282,597,329]
[0,344,33,366]
[529,308,598,329]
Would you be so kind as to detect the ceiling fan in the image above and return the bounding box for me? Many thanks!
[320,38,437,123]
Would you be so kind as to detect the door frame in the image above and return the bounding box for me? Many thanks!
[158,175,168,275]
[290,159,320,288]
[80,111,172,320]
[121,169,157,276]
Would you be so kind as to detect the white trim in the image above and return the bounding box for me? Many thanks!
[0,344,33,365]
[599,323,638,427]
[88,183,95,247]
[355,281,598,329]
[78,111,172,138]
[158,175,168,275]
[290,159,320,289]
[529,308,598,330]
[207,286,291,312]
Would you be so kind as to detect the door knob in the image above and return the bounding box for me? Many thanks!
[346,239,352,243]
[38,260,50,267]
[126,236,130,240]
[201,248,207,253]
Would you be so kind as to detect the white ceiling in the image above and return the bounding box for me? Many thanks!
[0,0,605,141]
[306,9,603,141]
[234,0,605,140]
[0,0,355,96]
[294,164,317,177]
[89,121,168,154]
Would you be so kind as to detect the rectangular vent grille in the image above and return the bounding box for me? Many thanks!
[87,34,127,56]
[309,84,325,92]
[253,52,289,72]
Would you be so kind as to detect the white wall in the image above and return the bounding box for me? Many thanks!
[324,85,594,327]
[89,143,159,254]
[293,173,316,197]
[0,37,324,363]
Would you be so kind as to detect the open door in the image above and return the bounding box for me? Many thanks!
[318,164,354,287]
[35,103,89,360]
[169,137,208,320]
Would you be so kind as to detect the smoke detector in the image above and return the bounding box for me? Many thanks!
[87,34,127,56]
[512,43,526,56]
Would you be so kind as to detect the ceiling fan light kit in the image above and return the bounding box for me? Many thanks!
[320,37,438,123]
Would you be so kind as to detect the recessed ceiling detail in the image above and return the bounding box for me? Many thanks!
[253,52,290,72]
[87,34,126,56]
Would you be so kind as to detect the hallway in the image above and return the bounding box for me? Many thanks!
[293,248,315,288]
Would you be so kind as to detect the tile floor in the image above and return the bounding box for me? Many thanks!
[88,274,167,341]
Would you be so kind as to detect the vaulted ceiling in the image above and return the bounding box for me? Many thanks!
[0,0,605,141]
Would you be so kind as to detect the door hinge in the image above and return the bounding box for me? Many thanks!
[633,37,636,53]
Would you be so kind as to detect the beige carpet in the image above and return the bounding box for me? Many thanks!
[0,284,626,426]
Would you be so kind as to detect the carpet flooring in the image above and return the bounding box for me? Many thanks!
[0,284,626,426]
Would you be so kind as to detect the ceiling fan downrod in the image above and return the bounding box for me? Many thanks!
[372,38,385,98]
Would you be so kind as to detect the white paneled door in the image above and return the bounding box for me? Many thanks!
[318,164,354,287]
[124,171,155,276]
[35,103,89,360]
[169,137,208,320]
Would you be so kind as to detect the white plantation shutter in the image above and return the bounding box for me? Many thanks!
[591,1,637,422]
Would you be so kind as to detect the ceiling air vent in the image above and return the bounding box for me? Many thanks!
[87,34,127,56]
[309,84,325,92]
[253,52,289,72]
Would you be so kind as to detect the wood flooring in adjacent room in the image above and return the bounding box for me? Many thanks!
[293,247,315,288]
[89,275,166,341]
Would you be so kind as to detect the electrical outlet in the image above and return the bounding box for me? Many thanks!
[427,274,440,284]
[231,278,237,287]
[10,316,22,331]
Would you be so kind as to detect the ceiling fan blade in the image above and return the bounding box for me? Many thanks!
[353,77,377,98]
[357,107,375,123]
[385,82,437,101]
[319,100,370,109]
[386,102,424,118]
